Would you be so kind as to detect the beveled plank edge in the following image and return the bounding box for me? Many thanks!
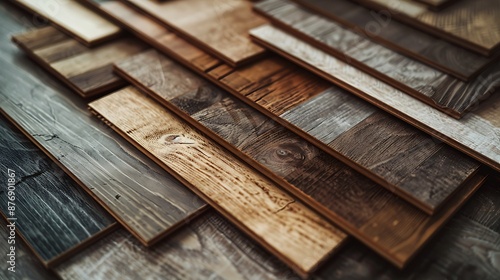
[88,96,349,279]
[249,30,500,173]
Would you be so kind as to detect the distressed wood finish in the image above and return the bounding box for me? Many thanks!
[0,5,207,246]
[255,0,500,118]
[89,87,347,277]
[0,117,117,267]
[250,25,500,173]
[55,210,299,280]
[287,0,498,81]
[353,0,500,55]
[124,0,267,66]
[113,51,486,268]
[12,26,147,98]
[11,0,120,46]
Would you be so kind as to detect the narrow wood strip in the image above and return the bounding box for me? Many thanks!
[250,25,500,173]
[89,87,347,277]
[0,117,117,267]
[93,1,480,214]
[12,0,120,46]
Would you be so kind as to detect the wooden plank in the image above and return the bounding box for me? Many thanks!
[254,0,500,118]
[352,0,500,55]
[11,0,120,46]
[124,0,267,66]
[54,210,299,279]
[0,5,207,245]
[250,25,500,173]
[413,0,457,10]
[0,116,117,267]
[12,26,148,98]
[89,87,347,278]
[113,51,485,268]
[286,0,498,81]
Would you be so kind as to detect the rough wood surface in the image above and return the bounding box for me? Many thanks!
[124,0,267,66]
[353,0,500,55]
[0,3,207,246]
[11,0,120,46]
[12,26,147,98]
[113,51,485,268]
[0,117,117,267]
[250,25,500,173]
[89,86,347,277]
[255,0,500,118]
[287,0,498,81]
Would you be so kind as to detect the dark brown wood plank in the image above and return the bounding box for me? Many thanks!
[0,116,117,267]
[0,2,207,246]
[254,0,500,117]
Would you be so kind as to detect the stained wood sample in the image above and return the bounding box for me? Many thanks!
[12,0,120,46]
[0,37,206,246]
[288,0,497,81]
[89,86,347,277]
[250,25,500,173]
[113,51,485,268]
[124,0,267,66]
[353,0,500,55]
[91,1,480,214]
[12,26,147,98]
[0,117,117,267]
[255,0,500,118]
[54,210,298,279]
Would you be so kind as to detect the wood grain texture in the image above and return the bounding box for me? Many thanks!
[0,5,207,246]
[12,26,148,98]
[124,0,267,66]
[255,0,500,118]
[287,0,498,81]
[89,87,347,277]
[93,1,480,214]
[353,0,500,55]
[250,25,500,173]
[0,117,117,267]
[54,210,299,280]
[413,0,456,10]
[11,0,120,46]
[113,51,485,268]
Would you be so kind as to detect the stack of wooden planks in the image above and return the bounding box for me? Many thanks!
[0,0,499,279]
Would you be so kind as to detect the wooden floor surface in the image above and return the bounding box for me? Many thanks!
[12,26,147,98]
[0,1,207,247]
[255,0,500,118]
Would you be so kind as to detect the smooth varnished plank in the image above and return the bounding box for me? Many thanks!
[89,87,347,277]
[0,117,117,267]
[55,210,298,280]
[0,3,206,246]
[11,0,120,46]
[255,0,500,117]
[125,0,267,66]
[250,25,500,173]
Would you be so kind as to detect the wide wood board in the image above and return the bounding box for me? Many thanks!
[124,0,267,66]
[352,0,500,55]
[288,0,498,81]
[89,86,347,277]
[250,25,500,173]
[92,1,480,215]
[255,0,500,118]
[12,26,147,98]
[11,0,120,46]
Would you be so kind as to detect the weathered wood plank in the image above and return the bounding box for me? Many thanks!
[255,0,500,117]
[0,116,117,267]
[12,26,148,98]
[11,0,120,46]
[250,25,500,173]
[0,3,206,246]
[125,0,267,66]
[89,86,347,277]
